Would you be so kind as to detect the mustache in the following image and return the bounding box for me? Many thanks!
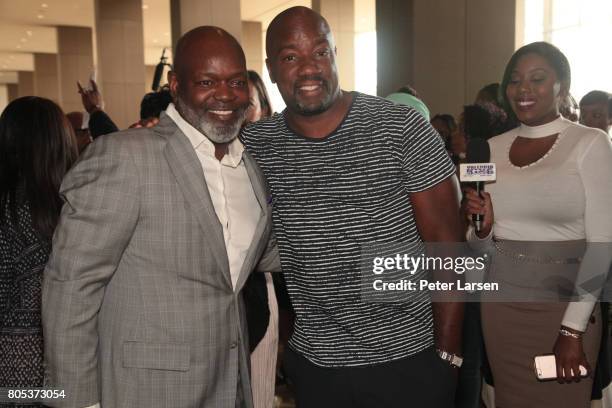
[205,104,246,112]
[294,75,329,90]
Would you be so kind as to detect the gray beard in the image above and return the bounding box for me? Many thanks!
[175,96,246,144]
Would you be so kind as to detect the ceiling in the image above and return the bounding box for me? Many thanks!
[0,0,312,83]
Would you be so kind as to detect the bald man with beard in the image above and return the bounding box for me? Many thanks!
[43,27,279,408]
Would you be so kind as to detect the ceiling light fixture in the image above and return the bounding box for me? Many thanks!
[41,3,48,8]
[16,45,22,49]
[20,38,27,43]
[37,14,44,19]
[142,4,149,10]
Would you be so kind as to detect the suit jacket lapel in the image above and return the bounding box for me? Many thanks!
[157,115,231,286]
[234,152,270,292]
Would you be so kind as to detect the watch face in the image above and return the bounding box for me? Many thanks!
[452,356,463,368]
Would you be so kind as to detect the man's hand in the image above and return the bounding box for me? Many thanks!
[77,79,103,113]
[128,117,160,129]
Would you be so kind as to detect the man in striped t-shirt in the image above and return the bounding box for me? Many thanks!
[241,7,464,407]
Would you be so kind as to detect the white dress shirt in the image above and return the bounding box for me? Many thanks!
[165,103,260,289]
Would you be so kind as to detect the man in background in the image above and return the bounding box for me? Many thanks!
[580,90,611,134]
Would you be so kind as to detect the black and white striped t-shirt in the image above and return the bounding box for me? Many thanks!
[241,92,456,367]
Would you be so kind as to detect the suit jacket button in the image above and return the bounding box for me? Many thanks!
[230,342,238,349]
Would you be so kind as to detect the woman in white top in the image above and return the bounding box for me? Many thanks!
[464,41,612,407]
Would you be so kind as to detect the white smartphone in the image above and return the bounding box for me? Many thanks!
[534,354,588,381]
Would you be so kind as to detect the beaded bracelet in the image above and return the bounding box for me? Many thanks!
[559,328,582,339]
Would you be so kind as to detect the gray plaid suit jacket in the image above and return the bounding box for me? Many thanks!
[42,113,280,408]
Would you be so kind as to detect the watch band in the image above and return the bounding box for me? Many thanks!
[436,348,464,368]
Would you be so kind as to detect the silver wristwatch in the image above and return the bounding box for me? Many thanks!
[436,348,463,368]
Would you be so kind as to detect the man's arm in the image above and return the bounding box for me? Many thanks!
[410,176,465,355]
[77,79,119,138]
[89,110,119,139]
[42,136,139,407]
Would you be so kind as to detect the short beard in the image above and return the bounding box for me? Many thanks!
[293,77,334,116]
[175,96,246,144]
[295,96,333,116]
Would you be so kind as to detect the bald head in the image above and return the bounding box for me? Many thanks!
[266,6,334,58]
[264,7,342,117]
[173,26,245,80]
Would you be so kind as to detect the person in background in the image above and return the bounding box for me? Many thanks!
[242,68,281,408]
[578,91,612,405]
[66,111,93,153]
[77,79,119,138]
[246,70,273,123]
[475,83,519,133]
[475,83,500,106]
[464,41,612,408]
[453,102,507,408]
[580,90,611,134]
[560,93,579,122]
[463,103,508,142]
[136,85,173,127]
[0,97,78,398]
[431,113,457,152]
[386,87,430,120]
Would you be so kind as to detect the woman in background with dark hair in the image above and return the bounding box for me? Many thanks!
[431,114,457,156]
[464,42,612,407]
[246,70,273,123]
[0,97,78,393]
[243,69,282,408]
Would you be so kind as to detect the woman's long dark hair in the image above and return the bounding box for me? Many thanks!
[0,96,78,238]
[248,70,273,117]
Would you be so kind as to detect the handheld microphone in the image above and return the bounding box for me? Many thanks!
[459,138,496,233]
[152,48,168,91]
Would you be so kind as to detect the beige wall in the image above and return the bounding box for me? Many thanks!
[33,53,60,104]
[412,0,467,116]
[95,0,146,128]
[313,0,355,91]
[376,0,414,97]
[242,21,264,75]
[18,71,34,97]
[7,83,18,102]
[378,0,516,116]
[57,26,94,114]
[414,0,516,116]
[170,0,242,50]
[0,85,7,114]
[465,0,515,106]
